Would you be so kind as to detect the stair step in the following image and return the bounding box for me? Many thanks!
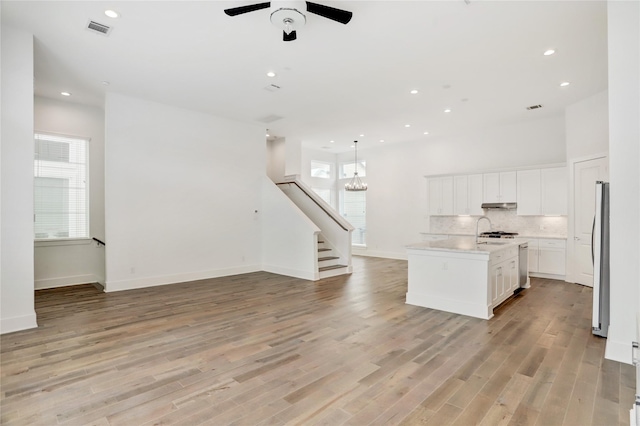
[319,264,348,272]
[318,256,339,262]
[318,248,331,252]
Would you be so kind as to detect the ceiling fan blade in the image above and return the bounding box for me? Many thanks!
[306,1,352,24]
[224,2,270,16]
[283,30,297,41]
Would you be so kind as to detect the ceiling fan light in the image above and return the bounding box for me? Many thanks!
[270,1,307,32]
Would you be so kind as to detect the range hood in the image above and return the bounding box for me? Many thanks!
[481,202,517,210]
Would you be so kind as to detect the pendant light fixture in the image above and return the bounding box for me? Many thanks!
[345,141,367,191]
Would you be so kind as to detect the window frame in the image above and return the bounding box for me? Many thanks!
[33,132,90,242]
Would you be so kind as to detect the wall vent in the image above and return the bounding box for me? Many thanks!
[526,104,543,110]
[86,20,112,36]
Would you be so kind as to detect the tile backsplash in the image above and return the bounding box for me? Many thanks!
[430,210,567,238]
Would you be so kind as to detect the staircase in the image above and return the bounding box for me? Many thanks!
[317,234,350,279]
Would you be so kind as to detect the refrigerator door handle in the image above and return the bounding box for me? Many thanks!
[591,215,595,264]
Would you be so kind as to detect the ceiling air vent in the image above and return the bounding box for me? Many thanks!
[86,20,112,36]
[264,84,282,93]
[527,104,543,110]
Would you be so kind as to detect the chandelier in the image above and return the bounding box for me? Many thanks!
[345,141,367,191]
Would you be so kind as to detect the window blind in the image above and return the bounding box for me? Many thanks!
[34,133,89,239]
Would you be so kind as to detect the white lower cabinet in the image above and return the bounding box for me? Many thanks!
[538,239,566,275]
[527,238,566,277]
[489,246,519,308]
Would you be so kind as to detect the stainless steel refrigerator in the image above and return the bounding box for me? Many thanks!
[592,181,610,338]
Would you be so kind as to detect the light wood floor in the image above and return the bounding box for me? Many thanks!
[1,256,635,425]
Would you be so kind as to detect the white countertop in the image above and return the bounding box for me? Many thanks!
[420,232,567,240]
[407,236,522,255]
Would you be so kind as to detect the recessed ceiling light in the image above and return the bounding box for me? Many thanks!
[560,81,570,87]
[104,10,119,18]
[330,140,335,143]
[61,91,71,96]
[410,89,418,95]
[405,124,411,128]
[380,139,385,143]
[424,131,429,135]
[266,71,276,78]
[543,49,556,56]
[359,134,365,137]
[444,108,451,113]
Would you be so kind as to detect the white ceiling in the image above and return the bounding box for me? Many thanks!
[2,1,608,153]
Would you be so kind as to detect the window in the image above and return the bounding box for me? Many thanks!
[311,161,332,179]
[340,161,366,179]
[312,187,332,206]
[340,190,366,246]
[34,133,89,239]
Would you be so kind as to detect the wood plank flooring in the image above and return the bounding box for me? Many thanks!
[1,256,635,425]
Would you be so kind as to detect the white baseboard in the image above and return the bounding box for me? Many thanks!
[605,325,633,364]
[352,248,408,261]
[35,274,99,290]
[105,265,261,292]
[0,312,38,335]
[261,264,317,281]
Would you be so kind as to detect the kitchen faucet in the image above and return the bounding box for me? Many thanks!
[476,216,492,243]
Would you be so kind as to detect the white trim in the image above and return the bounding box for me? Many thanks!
[35,274,99,290]
[35,238,92,247]
[406,291,492,320]
[105,265,261,292]
[566,153,608,283]
[605,325,633,364]
[262,264,317,281]
[353,248,408,260]
[0,313,38,335]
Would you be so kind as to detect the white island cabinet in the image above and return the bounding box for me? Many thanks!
[406,237,523,320]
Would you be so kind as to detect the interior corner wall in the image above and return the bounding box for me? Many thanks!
[285,137,302,177]
[104,93,265,292]
[0,25,38,334]
[266,137,286,182]
[565,90,609,160]
[605,0,640,364]
[34,96,106,288]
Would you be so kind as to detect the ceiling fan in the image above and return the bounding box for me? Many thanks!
[224,1,353,41]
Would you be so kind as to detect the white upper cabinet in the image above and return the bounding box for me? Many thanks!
[428,177,454,216]
[468,174,484,215]
[517,169,542,215]
[516,167,567,216]
[454,174,484,215]
[541,167,568,215]
[483,171,517,203]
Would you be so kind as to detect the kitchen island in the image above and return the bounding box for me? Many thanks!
[406,237,527,319]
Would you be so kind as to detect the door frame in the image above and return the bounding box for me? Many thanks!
[566,152,609,284]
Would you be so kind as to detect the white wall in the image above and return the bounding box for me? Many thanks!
[266,137,286,182]
[104,93,265,291]
[331,115,566,259]
[261,178,320,280]
[0,25,38,333]
[566,90,609,160]
[33,96,106,288]
[605,0,640,365]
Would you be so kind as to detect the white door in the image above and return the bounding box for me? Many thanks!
[573,157,608,286]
